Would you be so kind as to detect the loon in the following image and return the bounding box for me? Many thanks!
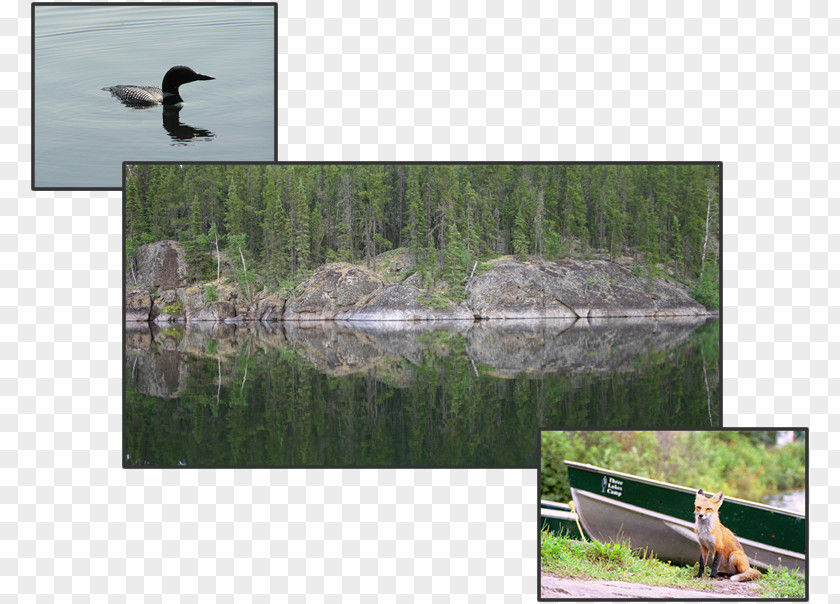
[102,65,214,108]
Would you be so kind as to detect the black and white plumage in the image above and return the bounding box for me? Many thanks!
[102,65,214,107]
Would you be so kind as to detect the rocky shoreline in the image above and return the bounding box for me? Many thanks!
[126,240,715,324]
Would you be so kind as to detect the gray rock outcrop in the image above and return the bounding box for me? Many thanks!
[284,263,384,320]
[176,284,244,322]
[343,284,473,321]
[126,290,152,322]
[466,258,706,319]
[256,292,287,321]
[151,289,185,323]
[191,301,237,322]
[466,259,578,319]
[131,240,188,291]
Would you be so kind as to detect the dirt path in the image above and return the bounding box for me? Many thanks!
[541,575,762,599]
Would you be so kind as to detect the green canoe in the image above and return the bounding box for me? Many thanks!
[565,461,806,573]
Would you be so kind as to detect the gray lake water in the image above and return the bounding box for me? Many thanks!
[34,4,276,189]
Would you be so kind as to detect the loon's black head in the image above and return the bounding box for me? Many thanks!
[161,65,215,105]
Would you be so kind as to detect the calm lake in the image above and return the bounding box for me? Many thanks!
[124,317,720,468]
[33,4,276,189]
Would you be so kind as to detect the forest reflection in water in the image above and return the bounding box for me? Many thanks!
[125,316,720,467]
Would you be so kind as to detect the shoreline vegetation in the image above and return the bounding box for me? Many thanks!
[125,164,720,323]
[541,431,806,509]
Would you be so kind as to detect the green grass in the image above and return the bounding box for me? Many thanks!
[416,291,452,309]
[541,530,704,589]
[757,565,806,599]
[690,562,805,599]
[162,300,184,316]
[541,530,805,598]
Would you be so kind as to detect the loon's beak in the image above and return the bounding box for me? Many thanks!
[195,73,215,81]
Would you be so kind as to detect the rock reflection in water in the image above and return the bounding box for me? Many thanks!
[124,317,720,467]
[128,316,708,387]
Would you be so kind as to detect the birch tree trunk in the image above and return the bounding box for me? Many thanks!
[701,179,714,272]
[215,230,220,282]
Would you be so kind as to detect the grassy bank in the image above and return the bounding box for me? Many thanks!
[541,529,700,589]
[541,530,806,599]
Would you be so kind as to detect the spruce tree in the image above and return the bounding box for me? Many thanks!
[290,177,311,276]
[225,179,246,237]
[512,207,530,261]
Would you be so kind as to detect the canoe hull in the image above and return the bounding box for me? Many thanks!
[566,462,806,574]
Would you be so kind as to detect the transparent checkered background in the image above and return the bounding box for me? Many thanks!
[2,1,837,602]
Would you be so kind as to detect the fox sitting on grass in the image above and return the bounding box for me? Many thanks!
[694,489,761,582]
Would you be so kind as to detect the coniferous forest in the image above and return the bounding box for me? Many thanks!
[125,163,720,308]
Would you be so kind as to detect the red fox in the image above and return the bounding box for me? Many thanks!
[694,489,761,582]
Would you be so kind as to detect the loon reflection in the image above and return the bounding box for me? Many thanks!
[161,107,215,145]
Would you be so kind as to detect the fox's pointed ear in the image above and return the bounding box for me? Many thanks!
[697,489,706,497]
[713,492,724,503]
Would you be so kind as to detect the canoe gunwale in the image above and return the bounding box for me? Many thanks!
[564,460,805,519]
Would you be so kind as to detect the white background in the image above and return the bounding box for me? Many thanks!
[4,1,837,602]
